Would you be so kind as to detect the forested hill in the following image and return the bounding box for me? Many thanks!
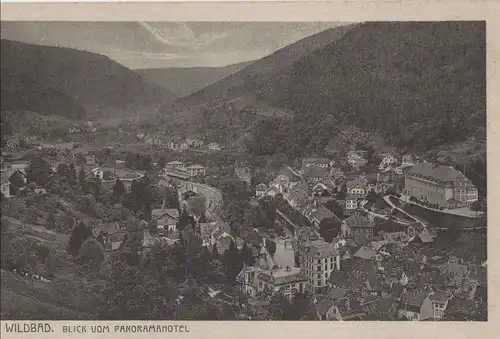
[174,24,356,106]
[1,39,173,119]
[248,21,485,153]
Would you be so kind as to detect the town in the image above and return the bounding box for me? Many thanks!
[0,127,487,321]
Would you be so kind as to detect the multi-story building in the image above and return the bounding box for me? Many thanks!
[186,164,206,177]
[403,162,478,208]
[300,239,341,293]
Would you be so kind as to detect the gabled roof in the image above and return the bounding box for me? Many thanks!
[407,162,472,185]
[345,215,373,228]
[256,183,268,190]
[303,166,329,179]
[315,298,337,316]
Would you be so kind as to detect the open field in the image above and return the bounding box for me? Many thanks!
[0,269,96,320]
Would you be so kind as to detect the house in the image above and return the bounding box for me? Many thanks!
[95,222,126,252]
[346,177,368,199]
[378,154,397,169]
[377,166,401,184]
[186,164,206,177]
[236,266,265,297]
[197,220,234,253]
[302,201,337,228]
[34,187,47,195]
[397,291,426,320]
[404,162,478,208]
[255,183,268,198]
[152,208,179,233]
[10,160,29,175]
[420,291,452,320]
[85,151,97,166]
[264,186,281,198]
[303,167,330,184]
[165,161,185,170]
[344,195,359,215]
[257,267,307,300]
[235,167,252,186]
[302,158,334,171]
[284,186,309,210]
[91,167,104,180]
[198,222,219,247]
[1,170,12,198]
[346,150,368,169]
[186,138,204,148]
[237,266,307,300]
[343,215,375,239]
[401,154,415,166]
[208,142,222,152]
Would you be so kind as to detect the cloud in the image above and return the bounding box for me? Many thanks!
[1,21,350,68]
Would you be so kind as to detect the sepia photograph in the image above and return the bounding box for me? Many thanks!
[0,19,487,323]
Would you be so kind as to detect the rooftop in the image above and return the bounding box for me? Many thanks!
[258,267,306,286]
[407,162,473,185]
[345,215,373,228]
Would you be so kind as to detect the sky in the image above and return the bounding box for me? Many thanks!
[0,22,346,69]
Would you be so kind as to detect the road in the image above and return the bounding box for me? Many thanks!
[177,180,224,220]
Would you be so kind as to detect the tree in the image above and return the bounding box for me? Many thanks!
[324,200,344,219]
[157,156,167,170]
[113,178,126,201]
[240,242,255,266]
[77,238,105,273]
[67,163,77,185]
[366,189,378,204]
[67,221,93,256]
[223,240,242,282]
[2,236,38,271]
[99,258,176,320]
[26,157,52,187]
[79,168,86,188]
[45,211,57,230]
[319,218,342,242]
[267,293,291,320]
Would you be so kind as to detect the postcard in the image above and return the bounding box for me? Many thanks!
[0,1,498,339]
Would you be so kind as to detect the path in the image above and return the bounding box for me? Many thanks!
[384,195,486,231]
[358,200,410,226]
[398,195,482,218]
[383,195,428,227]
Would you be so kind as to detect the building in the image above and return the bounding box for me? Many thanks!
[302,158,333,171]
[302,201,337,228]
[255,183,268,198]
[343,215,375,239]
[152,208,179,233]
[421,291,452,320]
[237,266,307,300]
[186,164,206,177]
[404,162,478,208]
[346,151,368,169]
[378,154,397,169]
[377,166,401,184]
[91,167,104,180]
[1,170,12,198]
[235,167,252,186]
[345,195,359,215]
[303,167,330,184]
[85,151,97,166]
[208,142,222,151]
[347,177,368,199]
[165,161,186,170]
[397,291,426,320]
[293,230,341,294]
